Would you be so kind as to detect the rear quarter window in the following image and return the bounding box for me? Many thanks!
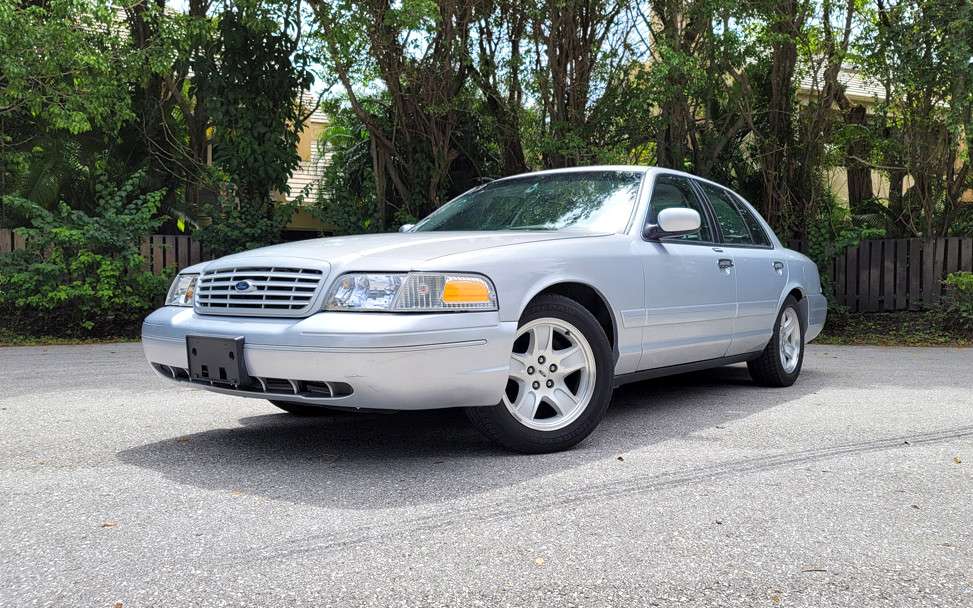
[731,195,772,247]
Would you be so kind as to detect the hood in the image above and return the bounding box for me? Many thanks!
[203,231,606,272]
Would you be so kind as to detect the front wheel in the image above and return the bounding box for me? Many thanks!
[466,294,614,453]
[747,295,805,387]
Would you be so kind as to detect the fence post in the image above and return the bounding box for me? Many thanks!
[894,239,907,310]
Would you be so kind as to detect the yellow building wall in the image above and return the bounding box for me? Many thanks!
[281,118,329,234]
[297,121,325,162]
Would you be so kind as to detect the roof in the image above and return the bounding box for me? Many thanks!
[798,65,887,104]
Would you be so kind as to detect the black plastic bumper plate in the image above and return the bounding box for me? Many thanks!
[186,336,249,386]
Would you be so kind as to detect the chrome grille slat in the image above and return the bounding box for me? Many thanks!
[198,289,316,297]
[194,265,327,317]
[201,270,322,281]
[200,281,318,289]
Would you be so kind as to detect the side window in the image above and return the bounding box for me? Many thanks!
[731,195,771,246]
[648,175,713,242]
[697,181,754,245]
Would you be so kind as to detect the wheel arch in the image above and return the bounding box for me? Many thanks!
[527,281,619,362]
[782,284,809,329]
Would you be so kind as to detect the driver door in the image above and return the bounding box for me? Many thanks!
[634,174,737,370]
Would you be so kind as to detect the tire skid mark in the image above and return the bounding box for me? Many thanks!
[226,425,973,564]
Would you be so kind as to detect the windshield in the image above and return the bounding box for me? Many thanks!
[413,170,644,232]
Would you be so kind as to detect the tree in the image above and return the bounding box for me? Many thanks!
[859,0,973,237]
[204,5,314,207]
[309,0,478,227]
[638,0,754,180]
[469,0,530,175]
[0,0,133,221]
[123,0,218,212]
[530,0,648,168]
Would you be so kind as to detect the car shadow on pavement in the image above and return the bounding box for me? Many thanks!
[118,367,823,509]
[117,364,824,510]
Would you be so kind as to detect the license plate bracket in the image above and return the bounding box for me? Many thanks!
[186,336,249,386]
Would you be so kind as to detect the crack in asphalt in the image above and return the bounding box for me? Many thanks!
[227,424,973,564]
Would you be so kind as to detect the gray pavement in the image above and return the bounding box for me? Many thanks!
[0,343,971,607]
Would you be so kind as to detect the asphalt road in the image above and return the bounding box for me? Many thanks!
[1,343,971,607]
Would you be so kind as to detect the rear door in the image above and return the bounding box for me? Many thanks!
[634,174,737,369]
[693,180,786,356]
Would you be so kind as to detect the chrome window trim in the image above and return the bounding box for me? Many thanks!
[691,179,777,250]
[637,171,722,246]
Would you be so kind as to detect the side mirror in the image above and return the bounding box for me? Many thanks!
[398,223,415,233]
[643,208,701,240]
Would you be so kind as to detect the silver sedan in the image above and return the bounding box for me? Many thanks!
[143,166,827,452]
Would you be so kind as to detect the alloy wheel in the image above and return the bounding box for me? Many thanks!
[503,317,597,431]
[778,307,802,373]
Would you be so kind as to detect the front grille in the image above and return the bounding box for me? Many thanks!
[195,266,325,317]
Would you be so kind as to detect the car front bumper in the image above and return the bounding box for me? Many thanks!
[142,307,517,410]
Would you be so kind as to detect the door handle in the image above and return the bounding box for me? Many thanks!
[718,258,734,270]
[773,260,785,274]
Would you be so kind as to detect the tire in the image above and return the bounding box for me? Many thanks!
[747,295,805,387]
[268,400,348,416]
[466,294,614,454]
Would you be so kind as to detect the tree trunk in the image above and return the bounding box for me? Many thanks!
[844,104,873,214]
[759,6,800,235]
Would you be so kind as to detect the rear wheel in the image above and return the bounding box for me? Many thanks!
[747,295,804,387]
[466,294,614,453]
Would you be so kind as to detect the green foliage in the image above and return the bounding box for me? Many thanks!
[194,190,298,257]
[804,192,885,309]
[944,272,973,331]
[188,4,314,254]
[0,0,135,215]
[857,0,973,237]
[0,0,132,135]
[819,310,972,347]
[0,172,170,337]
[311,113,382,236]
[202,6,313,205]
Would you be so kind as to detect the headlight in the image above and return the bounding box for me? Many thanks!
[165,274,198,306]
[324,272,498,312]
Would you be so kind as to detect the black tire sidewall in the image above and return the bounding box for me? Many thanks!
[776,298,805,381]
[750,296,805,386]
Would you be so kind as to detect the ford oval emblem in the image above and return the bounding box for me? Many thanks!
[234,280,254,292]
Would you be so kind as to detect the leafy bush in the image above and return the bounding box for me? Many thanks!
[804,197,886,312]
[0,172,170,337]
[308,107,386,236]
[193,188,297,258]
[943,272,973,331]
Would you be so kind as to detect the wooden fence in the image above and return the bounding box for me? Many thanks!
[816,237,973,312]
[139,234,205,274]
[2,228,972,311]
[1,229,206,275]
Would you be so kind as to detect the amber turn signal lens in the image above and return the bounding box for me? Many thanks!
[442,278,491,303]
